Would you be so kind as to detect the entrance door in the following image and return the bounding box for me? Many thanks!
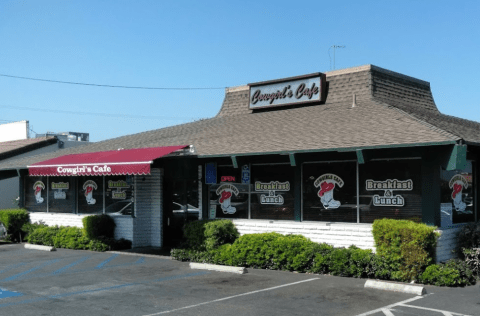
[163,179,199,248]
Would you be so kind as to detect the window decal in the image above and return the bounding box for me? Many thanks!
[449,175,469,213]
[33,181,45,204]
[314,174,344,209]
[216,184,239,214]
[365,179,413,207]
[108,180,128,200]
[255,181,290,205]
[51,182,69,200]
[83,180,98,205]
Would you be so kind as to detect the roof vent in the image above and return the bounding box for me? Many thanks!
[352,93,357,108]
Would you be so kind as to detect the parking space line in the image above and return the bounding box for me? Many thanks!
[398,303,469,316]
[1,259,61,281]
[381,309,394,316]
[52,256,91,275]
[143,277,320,316]
[95,254,118,269]
[0,262,27,274]
[356,296,425,316]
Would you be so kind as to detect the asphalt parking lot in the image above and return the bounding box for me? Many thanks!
[0,244,478,316]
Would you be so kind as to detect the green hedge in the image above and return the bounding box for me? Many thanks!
[26,225,131,251]
[420,259,476,286]
[183,219,239,251]
[82,215,116,239]
[372,218,437,281]
[0,209,30,242]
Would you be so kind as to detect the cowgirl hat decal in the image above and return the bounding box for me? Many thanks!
[449,174,468,213]
[33,181,45,204]
[83,180,98,205]
[314,174,344,210]
[216,183,239,214]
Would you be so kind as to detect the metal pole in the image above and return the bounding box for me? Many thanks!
[356,161,360,224]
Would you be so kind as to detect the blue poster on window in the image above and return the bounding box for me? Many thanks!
[241,165,250,184]
[205,163,217,184]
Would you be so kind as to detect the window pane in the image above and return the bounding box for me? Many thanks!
[105,176,133,216]
[48,178,75,213]
[250,165,294,220]
[440,160,475,224]
[208,166,248,219]
[359,160,422,223]
[24,176,48,212]
[77,176,103,214]
[302,162,357,222]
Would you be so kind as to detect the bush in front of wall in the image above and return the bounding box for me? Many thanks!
[26,226,60,246]
[420,259,476,286]
[82,214,116,239]
[456,223,480,258]
[0,209,30,242]
[463,248,480,278]
[183,219,239,251]
[372,218,438,282]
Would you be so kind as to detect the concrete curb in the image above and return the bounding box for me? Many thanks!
[24,243,56,252]
[365,280,426,296]
[190,262,247,274]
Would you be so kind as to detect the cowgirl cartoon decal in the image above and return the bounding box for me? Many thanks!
[314,174,344,209]
[83,180,98,205]
[216,183,239,214]
[449,174,469,213]
[33,181,45,204]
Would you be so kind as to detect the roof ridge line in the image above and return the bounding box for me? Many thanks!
[372,99,461,142]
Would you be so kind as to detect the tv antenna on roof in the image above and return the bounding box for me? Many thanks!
[329,45,345,70]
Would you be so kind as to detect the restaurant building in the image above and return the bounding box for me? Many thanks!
[0,65,478,262]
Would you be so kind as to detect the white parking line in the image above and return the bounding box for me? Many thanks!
[357,294,472,316]
[142,278,320,316]
[398,303,470,316]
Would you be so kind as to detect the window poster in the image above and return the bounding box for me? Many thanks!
[208,166,248,219]
[77,176,103,214]
[48,178,75,214]
[24,176,48,212]
[303,163,356,222]
[359,160,422,223]
[440,160,475,224]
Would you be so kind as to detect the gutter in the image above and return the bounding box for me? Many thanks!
[197,140,458,158]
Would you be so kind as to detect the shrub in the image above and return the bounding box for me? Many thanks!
[372,218,437,281]
[26,226,60,246]
[456,223,480,258]
[82,215,116,239]
[463,248,480,278]
[420,260,476,286]
[21,221,48,240]
[0,209,30,242]
[183,219,239,251]
[204,220,239,251]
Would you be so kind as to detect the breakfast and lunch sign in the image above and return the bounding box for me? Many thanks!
[248,73,326,110]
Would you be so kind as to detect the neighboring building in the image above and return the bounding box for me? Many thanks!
[0,121,30,142]
[0,65,478,262]
[0,135,89,209]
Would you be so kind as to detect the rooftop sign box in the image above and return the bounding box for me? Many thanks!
[248,73,326,110]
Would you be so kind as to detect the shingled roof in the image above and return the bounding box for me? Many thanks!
[0,137,57,161]
[1,64,478,171]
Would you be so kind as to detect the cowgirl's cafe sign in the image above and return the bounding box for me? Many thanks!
[248,73,326,110]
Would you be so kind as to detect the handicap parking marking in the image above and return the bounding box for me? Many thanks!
[357,295,472,316]
[1,259,61,282]
[0,271,210,309]
[95,254,119,269]
[0,289,23,300]
[143,277,321,316]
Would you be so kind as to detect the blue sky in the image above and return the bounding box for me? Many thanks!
[0,0,479,141]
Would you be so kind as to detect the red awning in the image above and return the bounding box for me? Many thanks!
[28,145,189,176]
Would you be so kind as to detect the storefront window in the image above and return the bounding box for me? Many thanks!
[77,176,104,214]
[105,176,133,216]
[302,162,357,222]
[48,178,75,213]
[359,160,422,223]
[24,176,48,212]
[250,164,294,220]
[209,166,249,219]
[440,160,475,224]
